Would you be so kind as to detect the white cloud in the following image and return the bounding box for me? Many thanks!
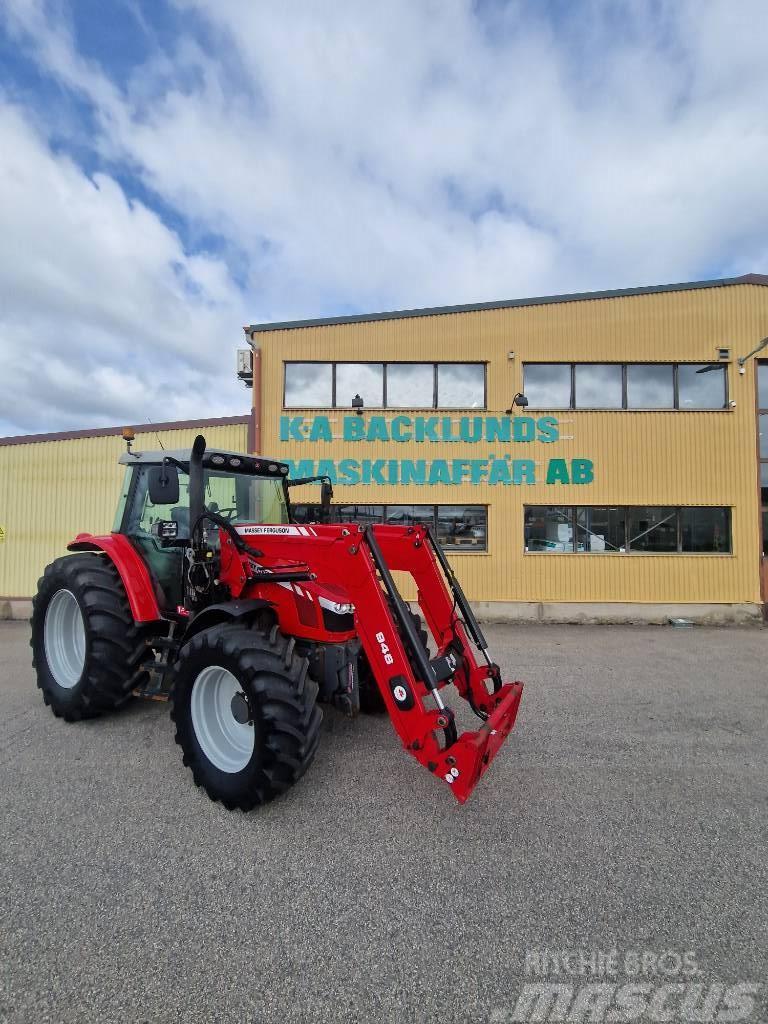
[0,102,248,434]
[0,0,767,433]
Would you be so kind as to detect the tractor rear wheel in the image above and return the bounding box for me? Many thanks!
[170,623,322,811]
[31,554,151,721]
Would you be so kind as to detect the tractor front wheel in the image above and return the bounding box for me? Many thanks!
[31,554,151,721]
[170,623,322,811]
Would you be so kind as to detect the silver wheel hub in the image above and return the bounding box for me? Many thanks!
[44,589,86,690]
[190,666,255,773]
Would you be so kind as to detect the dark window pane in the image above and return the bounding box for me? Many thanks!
[437,506,487,550]
[626,365,674,408]
[763,509,768,557]
[760,416,768,459]
[574,365,623,408]
[575,507,626,552]
[437,364,485,408]
[335,364,383,408]
[386,505,434,527]
[285,363,332,407]
[761,463,768,505]
[680,508,730,553]
[524,506,574,552]
[627,507,678,552]
[336,504,386,526]
[678,364,726,409]
[759,363,768,410]
[524,365,571,408]
[386,364,434,407]
[290,503,322,523]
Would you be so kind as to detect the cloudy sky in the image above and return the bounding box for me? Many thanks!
[0,0,766,436]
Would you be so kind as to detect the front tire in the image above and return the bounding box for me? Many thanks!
[170,623,322,811]
[31,554,151,721]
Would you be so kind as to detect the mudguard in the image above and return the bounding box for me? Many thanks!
[67,533,162,623]
[181,599,274,643]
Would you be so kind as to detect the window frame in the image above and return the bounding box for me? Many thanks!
[523,505,732,555]
[289,503,489,552]
[523,362,729,411]
[283,361,487,410]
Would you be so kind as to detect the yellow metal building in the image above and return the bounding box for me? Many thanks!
[244,274,768,622]
[0,416,249,612]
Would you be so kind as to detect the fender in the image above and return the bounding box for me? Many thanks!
[67,533,163,623]
[181,599,274,644]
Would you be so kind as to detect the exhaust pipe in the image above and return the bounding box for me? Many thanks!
[189,433,206,542]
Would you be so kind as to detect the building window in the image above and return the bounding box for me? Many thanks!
[386,365,434,408]
[284,362,333,407]
[576,506,626,552]
[524,506,574,552]
[574,364,623,409]
[524,363,727,410]
[627,507,678,552]
[284,362,486,409]
[626,365,674,409]
[290,504,488,551]
[524,506,731,553]
[678,364,727,409]
[335,363,384,407]
[437,363,485,408]
[524,364,571,409]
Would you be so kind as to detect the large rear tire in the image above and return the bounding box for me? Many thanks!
[170,623,322,811]
[31,554,152,721]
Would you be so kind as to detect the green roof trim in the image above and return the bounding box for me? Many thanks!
[248,273,768,334]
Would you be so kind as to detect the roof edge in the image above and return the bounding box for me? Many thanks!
[248,274,768,334]
[0,414,250,448]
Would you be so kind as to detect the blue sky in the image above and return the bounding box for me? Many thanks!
[0,0,766,435]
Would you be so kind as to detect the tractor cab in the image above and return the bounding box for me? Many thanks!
[114,446,293,610]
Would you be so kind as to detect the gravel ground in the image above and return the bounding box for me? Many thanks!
[0,619,766,1024]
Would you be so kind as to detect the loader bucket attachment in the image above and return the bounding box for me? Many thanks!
[359,525,524,803]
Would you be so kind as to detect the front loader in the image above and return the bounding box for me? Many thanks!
[31,434,523,810]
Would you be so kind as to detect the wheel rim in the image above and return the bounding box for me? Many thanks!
[190,666,255,773]
[44,589,86,690]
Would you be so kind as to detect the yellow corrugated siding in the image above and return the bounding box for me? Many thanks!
[0,422,248,597]
[258,284,767,605]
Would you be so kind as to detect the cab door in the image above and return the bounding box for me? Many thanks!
[122,464,189,611]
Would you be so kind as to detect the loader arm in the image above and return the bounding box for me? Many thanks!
[220,522,523,803]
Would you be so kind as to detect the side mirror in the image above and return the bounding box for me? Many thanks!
[320,479,333,521]
[148,463,180,506]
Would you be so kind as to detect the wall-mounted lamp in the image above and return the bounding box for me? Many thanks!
[351,393,364,416]
[505,392,529,414]
[737,336,768,375]
[507,351,515,360]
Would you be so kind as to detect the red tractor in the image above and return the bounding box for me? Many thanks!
[31,434,523,809]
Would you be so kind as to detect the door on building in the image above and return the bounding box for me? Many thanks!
[758,363,768,610]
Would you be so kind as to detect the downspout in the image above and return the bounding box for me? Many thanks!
[246,330,262,455]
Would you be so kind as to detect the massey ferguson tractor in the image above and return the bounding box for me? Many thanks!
[31,434,523,810]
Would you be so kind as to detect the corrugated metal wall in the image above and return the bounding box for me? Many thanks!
[257,283,768,605]
[0,420,248,597]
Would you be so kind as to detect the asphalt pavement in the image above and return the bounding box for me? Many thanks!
[1,620,766,1023]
